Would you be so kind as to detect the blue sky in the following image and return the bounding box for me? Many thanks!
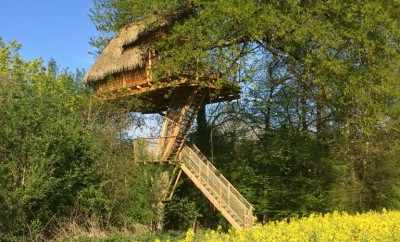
[0,0,98,71]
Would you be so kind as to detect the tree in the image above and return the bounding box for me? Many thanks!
[90,0,400,224]
[0,39,156,240]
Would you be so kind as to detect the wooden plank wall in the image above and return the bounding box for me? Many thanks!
[95,68,148,94]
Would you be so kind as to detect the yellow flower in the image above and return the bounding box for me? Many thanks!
[171,211,400,242]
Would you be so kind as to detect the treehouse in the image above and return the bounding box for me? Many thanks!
[85,16,255,229]
[84,16,239,113]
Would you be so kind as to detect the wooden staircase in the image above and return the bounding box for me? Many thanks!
[158,89,206,162]
[135,88,255,229]
[179,144,255,229]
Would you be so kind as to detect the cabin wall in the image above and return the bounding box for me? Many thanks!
[94,50,157,96]
[94,67,149,95]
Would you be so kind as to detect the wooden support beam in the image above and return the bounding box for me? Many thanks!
[165,168,183,201]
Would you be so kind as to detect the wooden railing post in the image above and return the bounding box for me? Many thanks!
[198,155,200,177]
[227,184,230,208]
[219,182,223,207]
[206,162,209,186]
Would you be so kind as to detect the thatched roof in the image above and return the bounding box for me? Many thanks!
[84,16,168,84]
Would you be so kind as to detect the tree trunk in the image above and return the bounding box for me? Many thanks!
[195,104,210,154]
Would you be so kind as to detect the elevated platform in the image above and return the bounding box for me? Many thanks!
[92,75,240,113]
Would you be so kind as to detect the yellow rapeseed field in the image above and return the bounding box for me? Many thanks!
[178,210,400,242]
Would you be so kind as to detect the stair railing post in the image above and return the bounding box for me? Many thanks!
[227,184,230,209]
[243,205,246,227]
[206,161,209,186]
[198,153,201,178]
[219,181,223,208]
[244,209,248,228]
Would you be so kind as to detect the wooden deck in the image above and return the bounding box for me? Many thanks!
[91,70,240,113]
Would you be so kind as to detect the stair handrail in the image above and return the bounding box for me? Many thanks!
[180,146,254,227]
[187,143,254,211]
[185,145,251,210]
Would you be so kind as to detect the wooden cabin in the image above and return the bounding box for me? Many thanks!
[84,16,239,113]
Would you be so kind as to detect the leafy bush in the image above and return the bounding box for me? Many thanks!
[0,39,155,240]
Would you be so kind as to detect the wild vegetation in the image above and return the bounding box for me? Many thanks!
[179,210,400,242]
[90,0,400,224]
[1,0,400,241]
[0,40,157,241]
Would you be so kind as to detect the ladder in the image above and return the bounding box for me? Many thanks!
[158,89,206,162]
[179,144,255,229]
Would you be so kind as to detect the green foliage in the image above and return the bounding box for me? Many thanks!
[238,130,334,220]
[0,1,398,240]
[2,0,399,237]
[0,40,156,240]
[0,41,95,239]
[165,197,200,230]
[89,0,400,226]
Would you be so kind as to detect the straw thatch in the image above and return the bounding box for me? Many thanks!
[84,15,172,84]
[84,6,194,85]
